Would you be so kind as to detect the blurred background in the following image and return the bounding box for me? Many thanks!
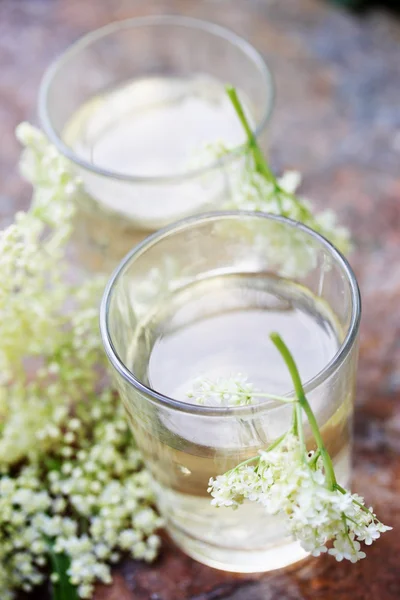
[1,0,400,231]
[1,1,400,598]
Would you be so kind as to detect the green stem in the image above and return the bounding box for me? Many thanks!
[295,402,306,459]
[270,332,337,490]
[263,431,288,453]
[229,431,288,475]
[335,483,347,495]
[341,514,357,552]
[226,86,275,182]
[335,483,375,517]
[291,401,299,436]
[198,380,295,403]
[226,433,287,474]
[308,448,321,469]
[240,391,295,403]
[228,455,260,473]
[47,542,79,600]
[226,85,315,223]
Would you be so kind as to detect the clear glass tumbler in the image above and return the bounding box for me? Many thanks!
[100,212,361,573]
[39,16,274,273]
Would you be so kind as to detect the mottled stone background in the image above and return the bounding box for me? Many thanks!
[1,0,400,598]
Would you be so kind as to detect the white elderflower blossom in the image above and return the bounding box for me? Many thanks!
[0,383,163,598]
[187,374,256,406]
[0,124,163,600]
[0,123,78,383]
[225,166,351,257]
[187,374,292,408]
[208,332,391,564]
[191,87,351,266]
[209,431,391,562]
[191,143,351,278]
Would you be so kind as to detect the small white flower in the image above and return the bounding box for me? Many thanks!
[0,122,162,596]
[277,170,302,194]
[187,374,256,406]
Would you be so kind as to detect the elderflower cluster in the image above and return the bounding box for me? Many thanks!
[0,125,162,599]
[191,141,351,267]
[0,436,162,599]
[209,433,391,563]
[187,374,256,406]
[226,165,350,277]
[227,167,351,256]
[0,124,78,382]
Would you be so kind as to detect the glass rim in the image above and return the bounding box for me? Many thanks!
[38,15,275,184]
[100,211,361,417]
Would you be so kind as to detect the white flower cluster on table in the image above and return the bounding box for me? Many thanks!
[0,124,162,600]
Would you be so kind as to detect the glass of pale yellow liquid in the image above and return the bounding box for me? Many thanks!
[39,16,274,273]
[100,212,361,573]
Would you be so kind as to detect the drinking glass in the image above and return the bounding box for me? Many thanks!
[100,212,361,572]
[39,16,274,273]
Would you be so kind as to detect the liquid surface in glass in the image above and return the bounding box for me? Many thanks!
[145,274,340,401]
[63,74,249,181]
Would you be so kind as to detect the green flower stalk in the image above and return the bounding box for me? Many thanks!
[269,333,337,491]
[214,86,351,255]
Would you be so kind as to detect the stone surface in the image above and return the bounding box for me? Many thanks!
[1,0,400,598]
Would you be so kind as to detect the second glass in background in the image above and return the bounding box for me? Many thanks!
[39,16,274,272]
